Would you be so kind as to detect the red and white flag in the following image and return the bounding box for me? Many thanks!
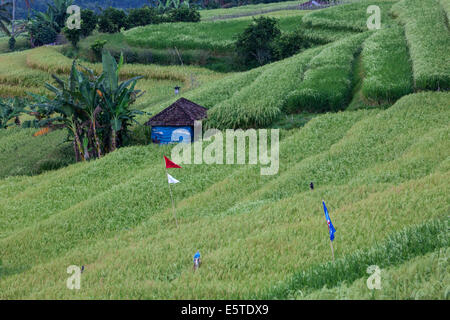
[164,156,182,169]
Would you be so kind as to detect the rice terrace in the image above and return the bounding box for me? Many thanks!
[0,0,448,303]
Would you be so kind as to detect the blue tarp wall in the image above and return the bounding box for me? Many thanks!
[151,126,193,144]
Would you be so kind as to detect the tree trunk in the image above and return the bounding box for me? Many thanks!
[92,120,102,158]
[73,141,81,162]
[111,130,117,152]
[72,124,85,161]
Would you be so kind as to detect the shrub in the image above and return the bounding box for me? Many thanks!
[80,9,97,37]
[29,20,57,46]
[235,16,281,68]
[168,7,201,22]
[98,7,128,33]
[63,27,81,48]
[127,6,161,29]
[275,29,312,60]
[90,40,107,60]
[8,37,15,51]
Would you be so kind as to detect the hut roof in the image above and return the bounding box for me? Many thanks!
[145,98,207,127]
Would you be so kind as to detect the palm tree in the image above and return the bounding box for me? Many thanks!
[0,2,12,36]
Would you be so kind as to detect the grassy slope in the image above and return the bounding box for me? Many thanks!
[361,26,413,103]
[301,248,449,300]
[0,128,74,179]
[302,0,398,31]
[199,1,307,20]
[0,0,448,299]
[0,92,448,298]
[124,12,307,53]
[392,0,450,90]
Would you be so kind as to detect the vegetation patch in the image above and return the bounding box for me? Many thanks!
[392,0,450,90]
[259,219,449,299]
[361,26,413,103]
[283,33,368,113]
[302,0,397,32]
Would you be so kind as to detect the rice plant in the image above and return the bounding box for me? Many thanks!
[0,92,448,299]
[283,33,368,113]
[302,248,449,299]
[392,0,450,90]
[124,15,303,53]
[259,218,449,299]
[302,0,397,32]
[361,26,413,102]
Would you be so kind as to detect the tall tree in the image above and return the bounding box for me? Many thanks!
[0,1,11,36]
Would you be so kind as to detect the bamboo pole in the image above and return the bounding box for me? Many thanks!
[330,240,335,262]
[165,164,179,228]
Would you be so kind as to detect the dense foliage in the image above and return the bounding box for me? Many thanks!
[98,6,128,33]
[80,8,97,37]
[168,7,201,22]
[27,51,145,161]
[235,16,281,67]
[0,97,24,129]
[126,6,161,29]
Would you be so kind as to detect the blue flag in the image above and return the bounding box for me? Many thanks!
[193,251,201,262]
[322,201,336,241]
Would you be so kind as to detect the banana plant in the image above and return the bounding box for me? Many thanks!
[32,51,146,161]
[98,52,144,151]
[0,2,12,36]
[43,63,88,160]
[0,97,25,129]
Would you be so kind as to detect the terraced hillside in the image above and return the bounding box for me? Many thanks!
[0,0,449,299]
[0,92,448,299]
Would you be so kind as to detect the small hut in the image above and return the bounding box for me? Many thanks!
[145,97,207,144]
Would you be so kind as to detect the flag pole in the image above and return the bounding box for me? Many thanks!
[330,240,335,262]
[322,199,335,262]
[165,163,179,228]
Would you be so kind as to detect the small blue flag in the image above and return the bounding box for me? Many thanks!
[322,201,336,241]
[193,251,201,262]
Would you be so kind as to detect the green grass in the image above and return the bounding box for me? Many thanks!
[361,26,413,103]
[392,0,450,90]
[124,14,305,53]
[205,46,323,128]
[283,33,369,113]
[441,0,450,24]
[261,219,449,299]
[301,247,450,300]
[0,92,448,298]
[302,0,398,31]
[0,0,448,300]
[0,128,74,179]
[0,35,30,54]
[200,1,308,20]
